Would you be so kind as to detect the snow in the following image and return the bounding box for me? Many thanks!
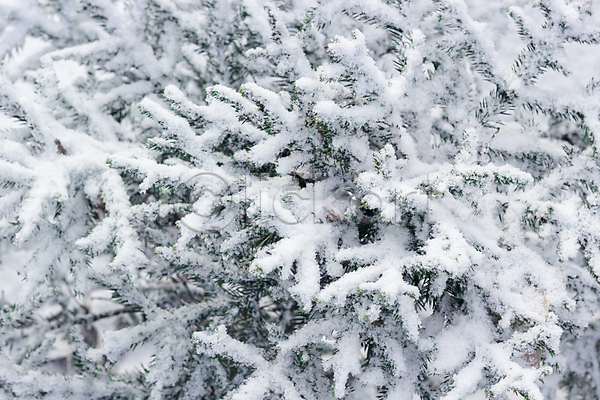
[2,0,600,399]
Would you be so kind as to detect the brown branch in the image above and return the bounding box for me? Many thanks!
[54,139,67,155]
[478,127,500,165]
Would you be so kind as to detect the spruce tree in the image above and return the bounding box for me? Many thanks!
[2,1,600,400]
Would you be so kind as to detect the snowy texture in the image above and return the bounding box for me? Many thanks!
[2,0,600,399]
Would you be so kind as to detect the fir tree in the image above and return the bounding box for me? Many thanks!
[2,1,600,400]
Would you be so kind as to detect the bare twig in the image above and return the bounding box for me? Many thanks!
[478,127,500,165]
[240,232,275,270]
[54,139,67,155]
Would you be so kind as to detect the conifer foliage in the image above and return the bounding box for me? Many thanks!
[2,0,600,399]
